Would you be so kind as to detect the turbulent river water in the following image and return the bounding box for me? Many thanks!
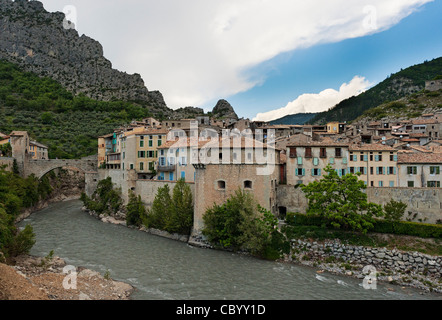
[18,200,441,300]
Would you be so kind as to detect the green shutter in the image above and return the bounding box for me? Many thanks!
[302,169,305,176]
[330,158,335,164]
[298,157,303,165]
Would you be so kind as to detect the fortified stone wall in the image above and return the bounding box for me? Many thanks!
[0,157,14,172]
[97,169,195,207]
[277,185,442,224]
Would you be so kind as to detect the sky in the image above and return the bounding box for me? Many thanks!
[38,0,442,121]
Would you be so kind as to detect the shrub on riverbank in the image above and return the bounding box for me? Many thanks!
[202,189,290,260]
[81,177,123,216]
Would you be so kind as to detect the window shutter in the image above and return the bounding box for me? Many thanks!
[376,167,379,175]
[318,169,322,176]
[343,157,347,164]
[393,155,398,162]
[364,155,368,162]
[313,158,319,166]
[375,155,379,162]
[312,169,315,176]
[302,169,305,176]
[330,158,335,164]
[298,157,303,165]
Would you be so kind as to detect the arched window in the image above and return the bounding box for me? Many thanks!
[244,180,253,189]
[217,180,226,190]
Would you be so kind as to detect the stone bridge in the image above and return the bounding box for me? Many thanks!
[24,159,98,179]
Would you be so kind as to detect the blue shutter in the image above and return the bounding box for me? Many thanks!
[376,167,379,175]
[330,158,335,164]
[343,157,347,164]
[393,155,398,162]
[393,167,396,175]
[364,155,368,162]
[298,157,303,165]
[318,169,322,176]
[302,169,305,176]
[312,169,315,176]
[313,158,319,166]
[375,155,379,162]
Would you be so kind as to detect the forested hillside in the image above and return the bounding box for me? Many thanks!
[308,57,442,124]
[0,60,154,159]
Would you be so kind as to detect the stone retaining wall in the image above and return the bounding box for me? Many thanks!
[291,239,441,278]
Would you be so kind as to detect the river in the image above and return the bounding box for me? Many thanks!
[18,200,441,300]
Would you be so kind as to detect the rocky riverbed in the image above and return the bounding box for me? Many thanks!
[0,254,134,300]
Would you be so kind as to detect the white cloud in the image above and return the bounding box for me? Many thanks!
[39,0,432,109]
[253,76,372,122]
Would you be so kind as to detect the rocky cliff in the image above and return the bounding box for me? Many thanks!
[212,99,239,120]
[0,0,170,114]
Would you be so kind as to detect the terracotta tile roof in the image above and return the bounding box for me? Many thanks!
[158,136,272,150]
[411,119,439,125]
[398,152,442,164]
[124,128,169,137]
[349,143,396,152]
[287,136,349,148]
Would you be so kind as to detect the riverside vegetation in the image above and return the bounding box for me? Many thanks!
[0,166,54,262]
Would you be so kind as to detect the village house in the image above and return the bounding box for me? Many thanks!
[285,135,350,186]
[397,152,442,188]
[348,143,398,187]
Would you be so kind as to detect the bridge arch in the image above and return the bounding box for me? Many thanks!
[25,159,98,180]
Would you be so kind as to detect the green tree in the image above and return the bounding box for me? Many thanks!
[384,199,407,222]
[301,165,383,234]
[169,179,194,235]
[202,189,289,260]
[146,184,173,230]
[126,190,146,227]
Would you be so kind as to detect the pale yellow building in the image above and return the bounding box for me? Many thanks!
[348,143,398,187]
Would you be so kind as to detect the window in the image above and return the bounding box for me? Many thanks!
[407,181,414,187]
[140,141,144,148]
[158,172,165,181]
[427,181,441,188]
[379,181,384,187]
[335,148,342,158]
[158,139,162,147]
[388,167,396,175]
[377,167,384,175]
[295,168,305,176]
[181,171,186,180]
[139,162,144,171]
[407,166,417,175]
[138,151,146,158]
[320,148,327,158]
[430,166,440,175]
[389,181,395,187]
[244,180,253,189]
[217,180,226,190]
[312,168,321,176]
[349,167,355,174]
[149,140,153,147]
[169,172,174,181]
[305,147,312,158]
[359,167,366,175]
[289,147,297,158]
[130,164,134,170]
[313,158,319,166]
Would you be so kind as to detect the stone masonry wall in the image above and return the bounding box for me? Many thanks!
[291,239,441,278]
